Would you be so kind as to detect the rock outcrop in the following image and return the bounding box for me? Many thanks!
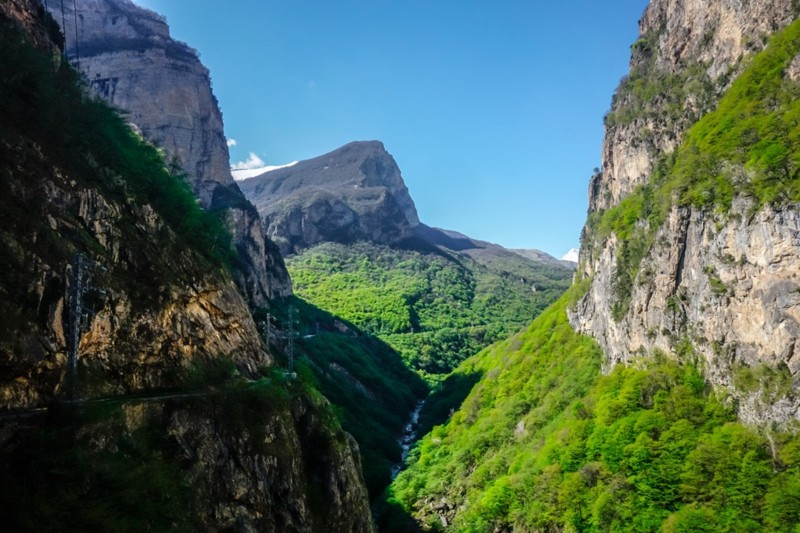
[573,0,800,425]
[0,104,266,410]
[572,199,800,424]
[1,0,61,49]
[53,0,291,305]
[239,141,421,256]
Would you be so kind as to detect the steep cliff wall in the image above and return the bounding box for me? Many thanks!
[1,393,375,532]
[0,64,266,409]
[574,0,800,425]
[53,0,291,305]
[62,0,228,204]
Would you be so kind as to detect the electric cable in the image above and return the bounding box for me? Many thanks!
[72,0,80,65]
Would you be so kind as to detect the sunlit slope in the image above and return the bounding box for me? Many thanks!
[388,287,800,531]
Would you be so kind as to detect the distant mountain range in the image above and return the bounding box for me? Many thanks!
[238,140,568,268]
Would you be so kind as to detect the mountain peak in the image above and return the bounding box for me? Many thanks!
[239,140,420,255]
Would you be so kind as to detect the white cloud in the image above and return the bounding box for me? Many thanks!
[227,138,237,148]
[231,152,266,171]
[232,161,299,181]
[561,248,579,263]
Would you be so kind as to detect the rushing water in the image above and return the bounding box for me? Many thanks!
[391,400,425,479]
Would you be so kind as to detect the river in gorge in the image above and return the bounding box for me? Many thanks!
[391,399,426,479]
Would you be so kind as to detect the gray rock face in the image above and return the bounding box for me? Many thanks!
[239,141,420,256]
[571,199,800,424]
[573,0,800,425]
[164,398,375,532]
[53,0,291,304]
[61,0,229,205]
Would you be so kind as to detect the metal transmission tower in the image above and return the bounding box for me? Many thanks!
[66,253,105,401]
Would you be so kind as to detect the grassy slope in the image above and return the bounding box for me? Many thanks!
[287,241,571,382]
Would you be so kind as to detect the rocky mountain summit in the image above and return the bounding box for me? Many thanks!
[53,0,291,305]
[239,141,421,256]
[574,0,800,425]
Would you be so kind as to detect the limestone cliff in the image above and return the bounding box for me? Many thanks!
[239,141,421,256]
[573,0,800,425]
[1,9,267,409]
[52,0,291,305]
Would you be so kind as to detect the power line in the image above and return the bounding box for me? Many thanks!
[66,253,84,401]
[42,0,57,71]
[71,0,80,65]
[59,0,67,62]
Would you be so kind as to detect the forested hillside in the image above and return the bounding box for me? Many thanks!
[261,297,427,499]
[288,241,571,382]
[387,287,800,531]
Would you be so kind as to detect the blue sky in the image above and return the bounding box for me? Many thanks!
[133,0,649,257]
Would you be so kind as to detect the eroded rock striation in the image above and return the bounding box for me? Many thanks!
[53,0,291,305]
[573,0,800,425]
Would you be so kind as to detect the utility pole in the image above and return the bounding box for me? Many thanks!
[260,313,272,345]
